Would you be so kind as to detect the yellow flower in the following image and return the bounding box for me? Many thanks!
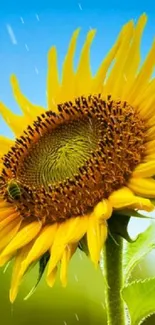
[0,13,155,303]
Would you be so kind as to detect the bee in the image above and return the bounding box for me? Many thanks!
[7,180,21,201]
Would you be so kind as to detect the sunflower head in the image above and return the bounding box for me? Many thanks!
[0,13,155,303]
[0,93,147,223]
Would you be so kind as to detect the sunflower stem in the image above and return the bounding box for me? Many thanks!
[104,234,126,325]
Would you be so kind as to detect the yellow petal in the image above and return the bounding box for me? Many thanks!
[128,39,155,104]
[92,199,112,221]
[60,29,80,102]
[0,217,22,260]
[0,200,12,209]
[138,94,155,120]
[132,161,155,178]
[46,266,58,288]
[109,186,139,208]
[0,102,28,137]
[0,207,16,222]
[144,154,155,162]
[147,115,155,127]
[0,136,14,156]
[75,29,96,96]
[20,223,58,276]
[146,124,155,139]
[10,75,45,121]
[92,22,123,94]
[9,243,33,303]
[60,243,77,287]
[87,217,107,266]
[134,79,155,113]
[47,47,60,111]
[109,186,154,211]
[47,216,88,279]
[130,197,154,212]
[104,20,134,97]
[122,14,147,98]
[0,221,41,263]
[145,139,155,155]
[0,212,19,230]
[128,177,155,198]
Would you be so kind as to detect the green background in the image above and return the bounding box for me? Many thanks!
[0,248,155,325]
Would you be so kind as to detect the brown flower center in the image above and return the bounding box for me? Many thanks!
[0,94,146,222]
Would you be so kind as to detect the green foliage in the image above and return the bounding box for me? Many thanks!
[123,223,155,281]
[24,251,50,300]
[105,215,155,324]
[122,278,155,325]
[108,213,133,242]
[108,210,152,243]
[119,222,155,324]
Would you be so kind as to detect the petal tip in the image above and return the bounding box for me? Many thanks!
[9,288,17,304]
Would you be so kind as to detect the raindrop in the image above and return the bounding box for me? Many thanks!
[26,105,30,112]
[6,117,11,124]
[74,274,79,282]
[78,251,83,260]
[20,17,24,24]
[100,250,104,270]
[123,74,127,82]
[35,67,39,74]
[6,24,17,45]
[101,302,105,309]
[52,98,56,105]
[11,304,14,316]
[36,13,40,21]
[78,3,82,10]
[75,313,79,321]
[3,261,11,273]
[25,44,29,51]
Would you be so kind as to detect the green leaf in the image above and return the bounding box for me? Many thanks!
[108,213,133,242]
[122,278,155,325]
[123,223,155,281]
[115,209,154,219]
[78,235,89,255]
[151,199,155,205]
[24,251,50,300]
[108,210,153,243]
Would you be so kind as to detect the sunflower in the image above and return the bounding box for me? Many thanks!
[0,13,155,303]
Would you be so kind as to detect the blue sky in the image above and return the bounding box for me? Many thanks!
[0,1,155,234]
[0,0,155,137]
